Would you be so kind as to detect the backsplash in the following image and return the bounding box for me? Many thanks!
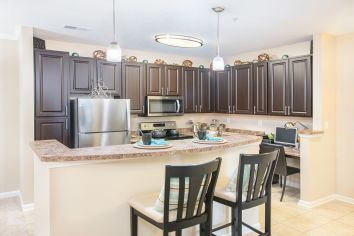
[130,113,313,135]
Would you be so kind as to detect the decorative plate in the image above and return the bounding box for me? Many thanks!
[182,60,193,67]
[133,142,173,149]
[192,139,228,145]
[258,53,270,62]
[234,60,242,66]
[93,50,106,60]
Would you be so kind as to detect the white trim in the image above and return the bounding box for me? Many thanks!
[0,33,18,40]
[335,194,354,205]
[0,190,21,199]
[22,203,35,212]
[298,194,336,208]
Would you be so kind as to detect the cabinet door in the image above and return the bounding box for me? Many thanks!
[231,64,253,114]
[146,64,164,95]
[253,62,268,115]
[198,68,214,113]
[96,60,122,96]
[289,56,312,117]
[268,60,289,116]
[122,62,145,114]
[165,65,182,96]
[35,50,69,117]
[215,69,231,113]
[182,67,198,113]
[70,57,95,94]
[35,117,69,145]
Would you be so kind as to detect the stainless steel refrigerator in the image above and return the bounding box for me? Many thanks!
[70,98,131,148]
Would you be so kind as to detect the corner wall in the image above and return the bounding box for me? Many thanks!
[0,39,20,194]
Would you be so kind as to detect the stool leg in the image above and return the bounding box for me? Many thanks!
[176,230,182,236]
[265,196,271,234]
[231,207,236,236]
[279,176,282,188]
[236,207,242,236]
[130,207,138,236]
[199,223,205,236]
[204,216,212,236]
[280,176,287,202]
[163,231,168,236]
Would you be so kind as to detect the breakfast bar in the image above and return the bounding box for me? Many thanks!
[31,133,262,236]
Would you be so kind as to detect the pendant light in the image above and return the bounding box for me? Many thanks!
[106,0,122,62]
[212,7,225,71]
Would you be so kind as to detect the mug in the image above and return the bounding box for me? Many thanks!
[142,132,152,145]
[195,130,207,140]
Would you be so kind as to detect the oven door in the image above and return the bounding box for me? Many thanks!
[146,96,184,116]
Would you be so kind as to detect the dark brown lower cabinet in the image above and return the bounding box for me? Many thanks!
[253,62,268,115]
[182,67,198,113]
[35,117,69,145]
[288,56,312,117]
[231,64,253,114]
[215,69,231,113]
[122,62,145,114]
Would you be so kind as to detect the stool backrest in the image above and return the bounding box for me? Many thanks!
[237,150,279,204]
[260,143,287,176]
[163,158,222,223]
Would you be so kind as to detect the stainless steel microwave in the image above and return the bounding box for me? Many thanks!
[144,96,184,117]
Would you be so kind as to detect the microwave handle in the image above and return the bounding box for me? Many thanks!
[176,100,181,113]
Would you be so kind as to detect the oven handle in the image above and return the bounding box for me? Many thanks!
[176,100,181,113]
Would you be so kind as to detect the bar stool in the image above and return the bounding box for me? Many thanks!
[212,151,279,236]
[260,143,300,201]
[129,158,222,236]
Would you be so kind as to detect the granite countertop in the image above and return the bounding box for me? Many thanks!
[30,133,262,163]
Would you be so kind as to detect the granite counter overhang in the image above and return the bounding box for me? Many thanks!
[30,133,262,163]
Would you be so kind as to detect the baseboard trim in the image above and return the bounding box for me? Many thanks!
[298,194,336,208]
[335,194,354,205]
[0,190,21,199]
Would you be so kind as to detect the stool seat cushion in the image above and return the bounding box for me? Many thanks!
[129,193,205,223]
[215,177,246,203]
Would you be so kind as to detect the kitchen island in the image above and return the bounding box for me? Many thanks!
[31,133,262,236]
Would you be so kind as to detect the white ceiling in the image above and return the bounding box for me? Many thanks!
[1,0,354,57]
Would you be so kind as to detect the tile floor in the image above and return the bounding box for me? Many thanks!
[1,186,354,236]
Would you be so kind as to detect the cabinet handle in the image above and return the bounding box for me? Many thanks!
[285,106,288,116]
[142,105,145,113]
[199,105,202,112]
[288,106,291,116]
[233,106,236,114]
[253,106,256,115]
[228,105,231,114]
[161,87,163,95]
[65,105,68,116]
[65,120,68,130]
[166,87,169,94]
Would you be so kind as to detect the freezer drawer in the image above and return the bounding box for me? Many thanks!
[77,99,130,133]
[78,132,131,148]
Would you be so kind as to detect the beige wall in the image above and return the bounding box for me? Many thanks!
[17,26,35,204]
[225,41,311,64]
[45,40,211,67]
[0,39,20,193]
[336,32,354,199]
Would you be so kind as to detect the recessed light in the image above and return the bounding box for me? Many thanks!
[64,25,91,31]
[155,34,203,48]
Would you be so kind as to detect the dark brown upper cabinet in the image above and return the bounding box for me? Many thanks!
[215,69,231,113]
[268,59,289,116]
[122,62,146,114]
[35,117,69,145]
[288,55,312,117]
[146,64,164,96]
[69,57,95,94]
[230,64,253,114]
[182,67,198,113]
[96,60,122,96]
[35,49,69,117]
[253,62,268,115]
[164,65,182,96]
[198,68,214,113]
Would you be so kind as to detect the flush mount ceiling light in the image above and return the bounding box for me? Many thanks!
[106,0,122,62]
[155,34,203,48]
[212,6,225,71]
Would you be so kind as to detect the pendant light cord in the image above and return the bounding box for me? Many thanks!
[112,0,116,42]
[217,12,220,56]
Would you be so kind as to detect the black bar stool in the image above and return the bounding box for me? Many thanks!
[129,158,222,236]
[260,143,300,201]
[212,150,279,236]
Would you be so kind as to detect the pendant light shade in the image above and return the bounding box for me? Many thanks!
[107,41,122,62]
[212,7,225,71]
[212,56,224,71]
[106,0,121,62]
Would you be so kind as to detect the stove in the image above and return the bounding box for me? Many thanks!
[139,121,194,140]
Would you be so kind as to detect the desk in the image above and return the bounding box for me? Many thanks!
[284,146,300,159]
